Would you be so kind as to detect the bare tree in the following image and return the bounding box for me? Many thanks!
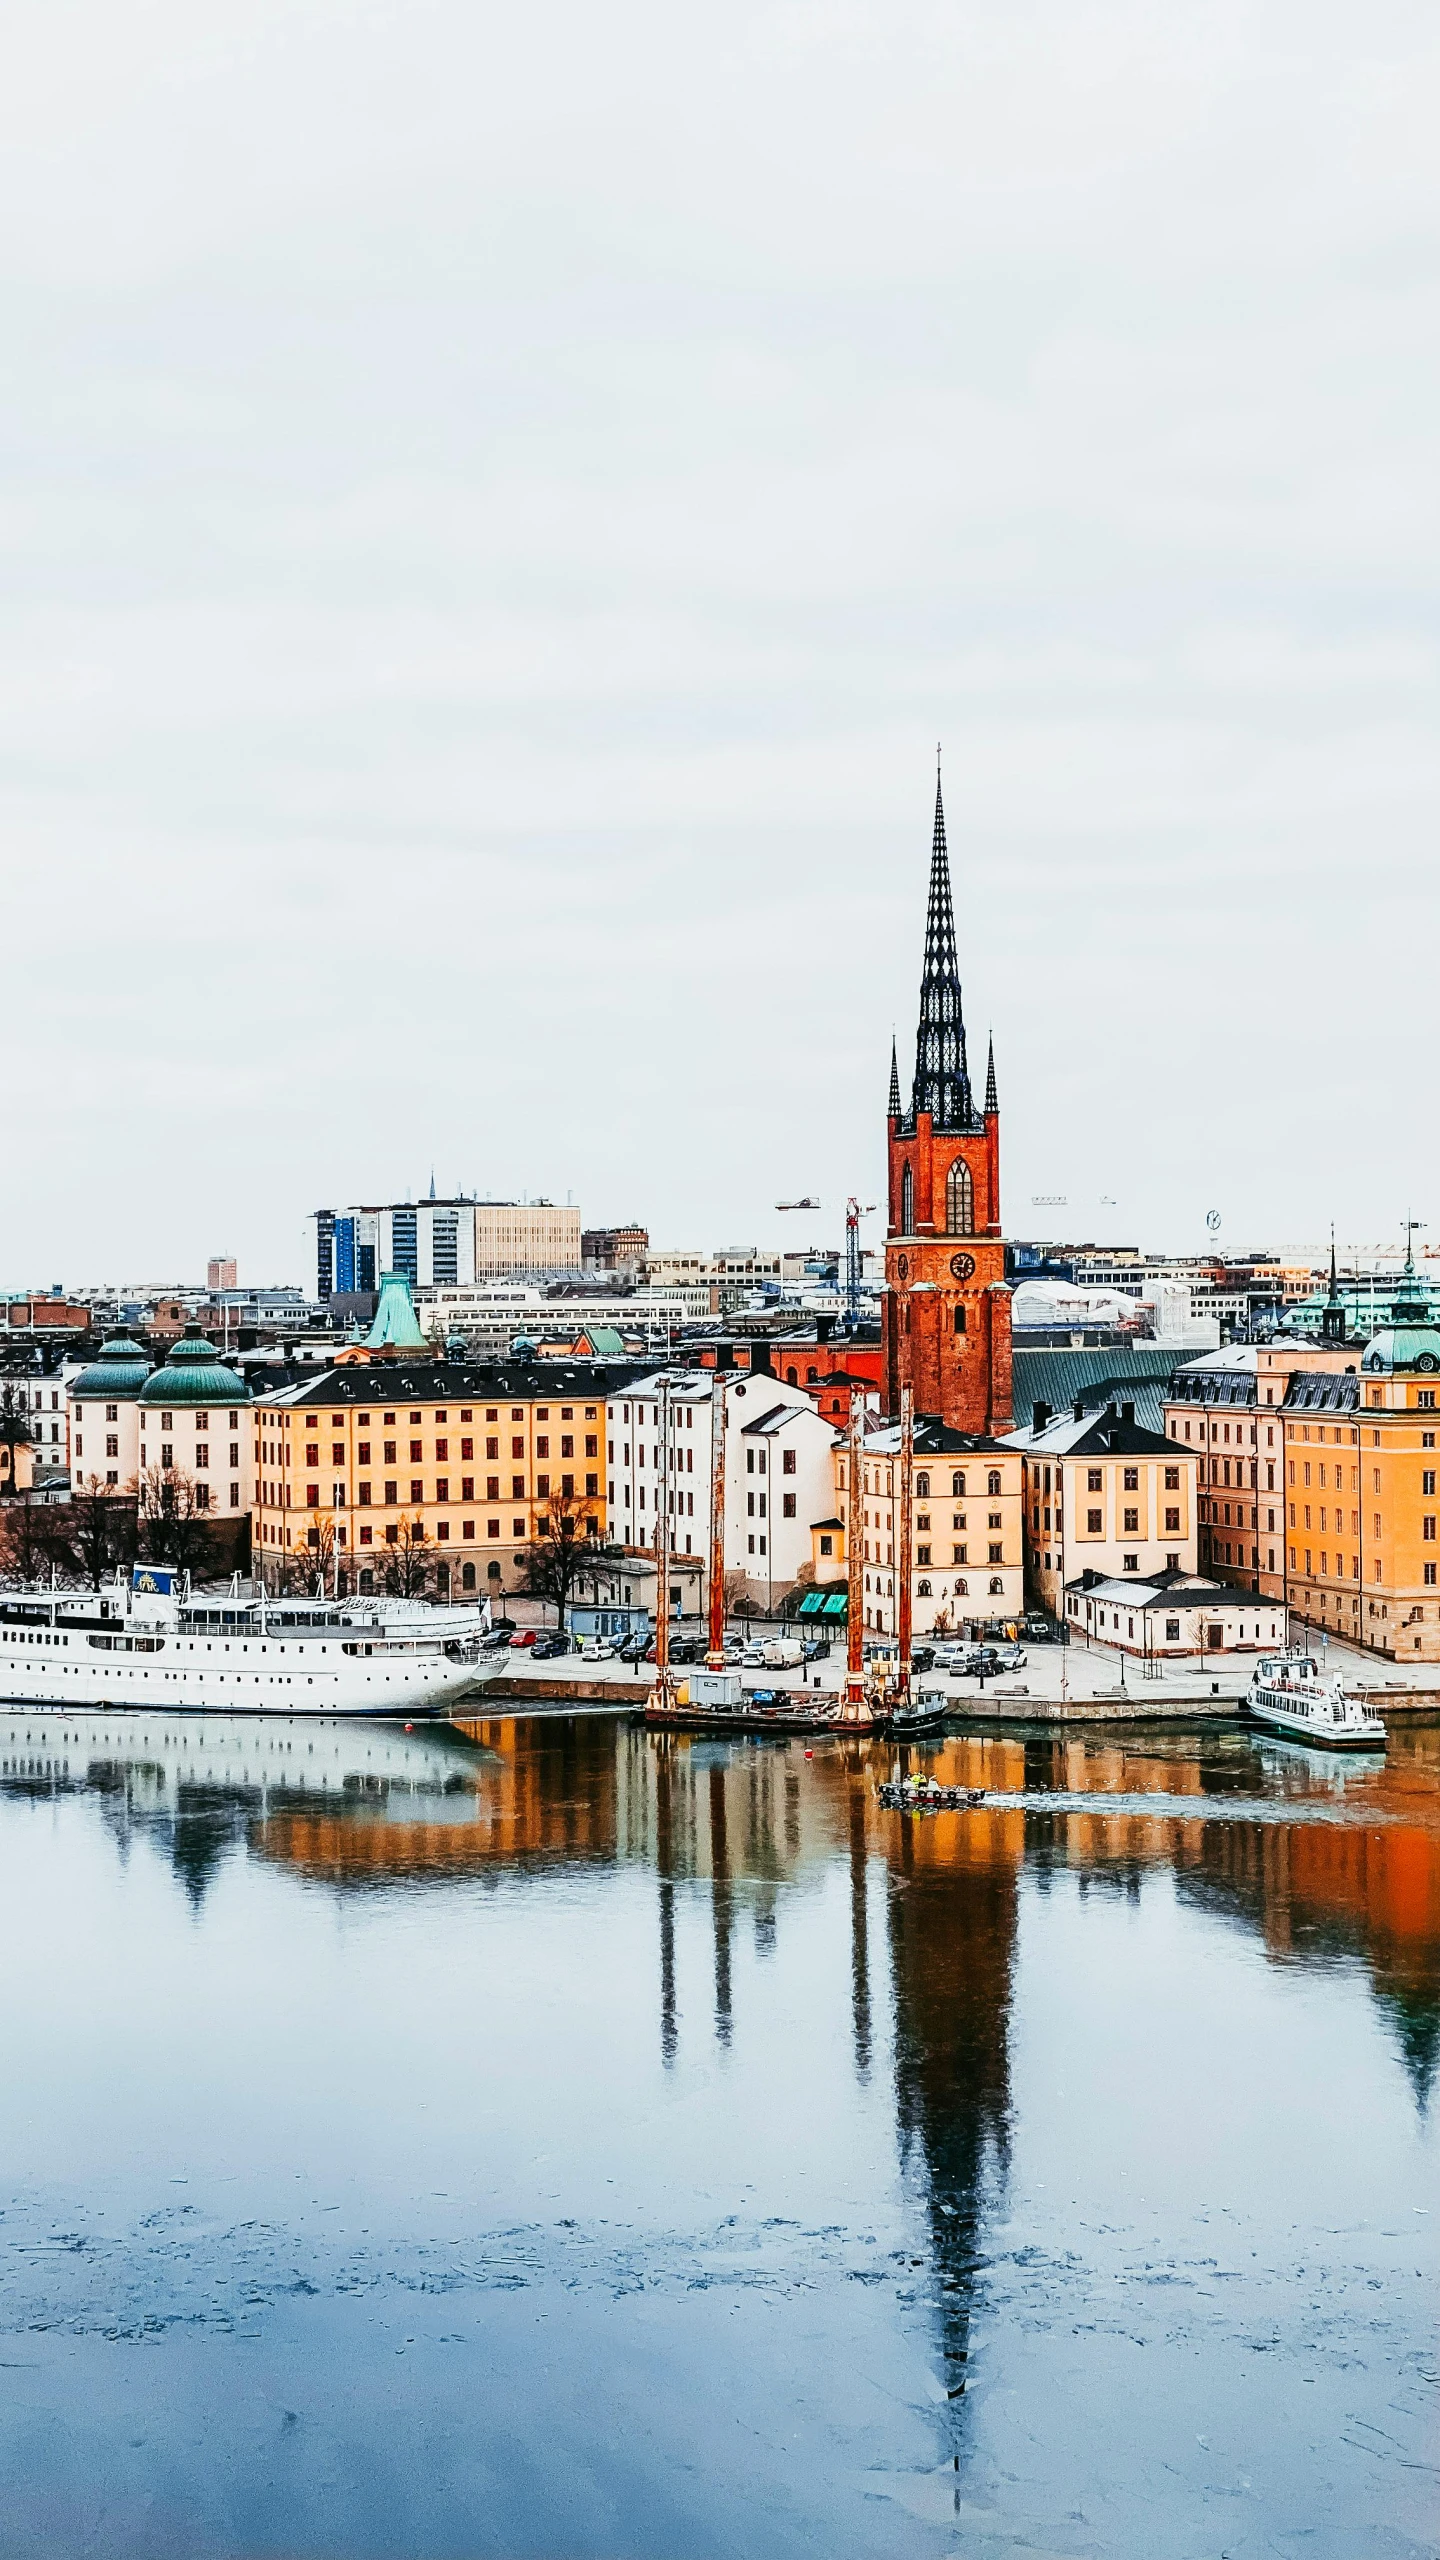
[136,1465,218,1579]
[0,1382,34,1495]
[520,1484,599,1629]
[384,1515,433,1601]
[67,1476,139,1586]
[0,1493,63,1586]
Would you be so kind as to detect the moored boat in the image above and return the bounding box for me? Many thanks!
[0,1569,502,1719]
[1244,1652,1386,1750]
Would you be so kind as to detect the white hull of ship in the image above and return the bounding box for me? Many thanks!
[0,1639,502,1719]
[1247,1690,1386,1750]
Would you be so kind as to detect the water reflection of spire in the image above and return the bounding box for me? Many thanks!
[885,1828,1017,2408]
[708,1765,734,2048]
[847,1781,872,2082]
[655,1746,680,2069]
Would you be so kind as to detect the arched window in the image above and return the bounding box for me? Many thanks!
[901,1164,914,1234]
[461,1561,476,1591]
[987,1469,1002,1496]
[954,1576,969,1596]
[945,1158,974,1236]
[806,1366,817,1384]
[954,1306,966,1336]
[989,1575,1004,1596]
[786,1366,797,1384]
[952,1471,966,1497]
[917,1579,932,1598]
[915,1471,930,1498]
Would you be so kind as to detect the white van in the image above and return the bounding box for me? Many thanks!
[760,1637,804,1668]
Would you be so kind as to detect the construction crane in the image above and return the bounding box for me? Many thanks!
[844,1198,876,1324]
[776,1194,875,1324]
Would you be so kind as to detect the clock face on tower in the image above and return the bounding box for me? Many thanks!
[949,1251,976,1282]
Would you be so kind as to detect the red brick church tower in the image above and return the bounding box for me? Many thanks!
[883,768,1012,1432]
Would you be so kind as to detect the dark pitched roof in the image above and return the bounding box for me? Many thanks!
[1284,1370,1361,1413]
[258,1360,648,1408]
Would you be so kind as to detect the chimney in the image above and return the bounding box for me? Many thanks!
[714,1342,735,1370]
[816,1313,835,1343]
[750,1343,773,1378]
[1122,1400,1134,1423]
[1074,1396,1087,1422]
[1032,1400,1051,1434]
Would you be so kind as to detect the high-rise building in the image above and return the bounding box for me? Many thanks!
[207,1257,237,1293]
[312,1199,582,1300]
[883,770,1011,1432]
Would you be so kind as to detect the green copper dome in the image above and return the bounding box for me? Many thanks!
[70,1336,154,1401]
[1361,1325,1440,1376]
[138,1328,252,1408]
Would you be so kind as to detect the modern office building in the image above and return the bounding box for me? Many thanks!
[312,1198,583,1299]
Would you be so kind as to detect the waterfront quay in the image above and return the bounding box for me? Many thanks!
[0,1705,1434,2557]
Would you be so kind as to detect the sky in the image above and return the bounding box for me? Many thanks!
[1,0,1436,1290]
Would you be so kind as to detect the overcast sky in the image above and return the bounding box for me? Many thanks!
[1,0,1435,1289]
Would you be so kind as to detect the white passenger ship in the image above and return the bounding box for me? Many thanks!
[1244,1653,1387,1751]
[0,1569,503,1719]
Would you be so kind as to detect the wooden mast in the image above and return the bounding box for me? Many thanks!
[706,1370,727,1668]
[654,1373,671,1695]
[897,1383,914,1699]
[844,1394,866,1716]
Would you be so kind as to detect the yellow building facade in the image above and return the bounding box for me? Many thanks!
[253,1359,626,1596]
[842,1419,1025,1636]
[1281,1327,1440,1663]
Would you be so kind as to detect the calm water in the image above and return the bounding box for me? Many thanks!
[0,1706,1436,2558]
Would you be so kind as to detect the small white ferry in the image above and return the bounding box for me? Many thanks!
[0,1568,503,1720]
[1244,1653,1387,1751]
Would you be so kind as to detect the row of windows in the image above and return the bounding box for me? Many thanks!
[272,1470,603,1512]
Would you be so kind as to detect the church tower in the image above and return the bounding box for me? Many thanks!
[883,768,1012,1432]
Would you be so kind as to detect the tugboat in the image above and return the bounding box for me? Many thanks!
[1244,1652,1386,1751]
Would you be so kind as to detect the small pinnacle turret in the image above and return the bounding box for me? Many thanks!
[984,1032,998,1116]
[888,1036,902,1120]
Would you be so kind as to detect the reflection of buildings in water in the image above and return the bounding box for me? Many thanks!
[881,1736,1021,2400]
[988,1724,1440,2115]
[0,1712,489,1907]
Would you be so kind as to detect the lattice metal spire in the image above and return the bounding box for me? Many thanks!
[984,1031,997,1115]
[911,758,973,1128]
[888,1034,902,1119]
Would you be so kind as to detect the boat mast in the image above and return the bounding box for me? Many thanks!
[653,1373,672,1703]
[706,1373,727,1669]
[896,1384,914,1701]
[843,1394,866,1719]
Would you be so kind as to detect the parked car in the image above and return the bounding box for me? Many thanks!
[801,1638,831,1663]
[1020,1613,1056,1644]
[481,1628,513,1651]
[760,1638,804,1669]
[508,1629,540,1649]
[670,1637,705,1665]
[617,1636,651,1666]
[910,1645,935,1675]
[576,1638,615,1661]
[930,1643,973,1674]
[531,1633,572,1660]
[486,1617,517,1638]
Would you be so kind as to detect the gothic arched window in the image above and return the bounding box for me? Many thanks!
[952,1471,966,1498]
[945,1157,974,1236]
[901,1163,914,1235]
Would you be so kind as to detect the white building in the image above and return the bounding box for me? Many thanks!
[13,1374,70,1474]
[1065,1570,1285,1659]
[69,1330,254,1523]
[608,1368,841,1608]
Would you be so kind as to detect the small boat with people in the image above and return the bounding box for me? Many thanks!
[878,1777,988,1813]
[1243,1652,1387,1750]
